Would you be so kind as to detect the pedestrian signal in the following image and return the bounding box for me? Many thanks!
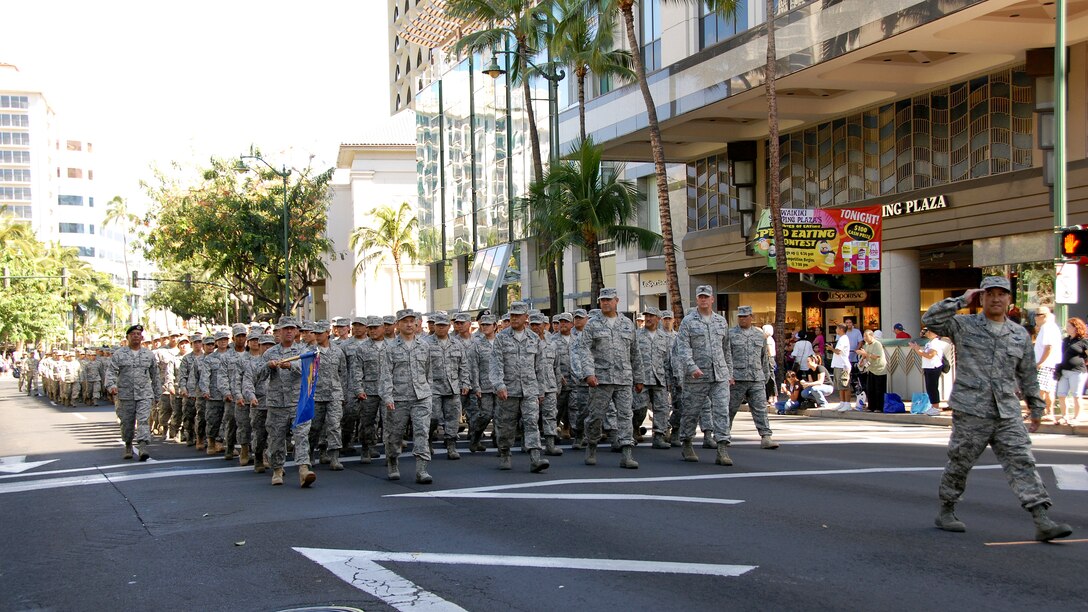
[1061,228,1088,259]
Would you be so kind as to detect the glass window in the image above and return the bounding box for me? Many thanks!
[59,223,85,234]
[58,195,84,206]
[0,131,30,145]
[640,0,662,72]
[0,95,30,109]
[700,0,749,49]
[67,168,83,179]
[0,114,30,128]
[77,246,95,257]
[66,140,82,151]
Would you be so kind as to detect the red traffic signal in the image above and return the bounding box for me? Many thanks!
[1061,228,1088,259]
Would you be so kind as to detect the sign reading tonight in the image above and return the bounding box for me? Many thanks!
[753,206,882,274]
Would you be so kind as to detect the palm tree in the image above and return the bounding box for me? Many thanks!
[604,0,739,317]
[102,196,142,316]
[764,0,788,378]
[350,202,419,310]
[551,0,634,142]
[544,138,660,299]
[0,214,37,254]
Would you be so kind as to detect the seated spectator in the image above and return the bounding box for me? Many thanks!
[799,354,834,408]
[779,370,801,414]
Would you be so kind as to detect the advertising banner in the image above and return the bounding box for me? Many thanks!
[753,206,882,274]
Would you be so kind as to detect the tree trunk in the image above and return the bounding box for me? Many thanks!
[546,256,559,315]
[586,229,604,302]
[620,1,684,317]
[393,253,408,310]
[577,68,587,142]
[766,0,787,380]
[520,46,545,183]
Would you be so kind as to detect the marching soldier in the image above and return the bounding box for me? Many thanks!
[426,312,471,461]
[551,313,574,441]
[378,309,434,483]
[924,276,1073,541]
[636,306,673,450]
[568,309,590,450]
[241,333,276,473]
[531,312,563,456]
[198,331,231,455]
[177,334,203,446]
[310,321,351,471]
[661,310,684,446]
[258,316,315,488]
[468,314,499,453]
[490,303,549,472]
[727,306,779,450]
[673,285,734,466]
[353,316,388,463]
[23,349,40,397]
[338,317,367,456]
[220,324,250,461]
[452,312,478,446]
[105,324,162,461]
[571,289,643,469]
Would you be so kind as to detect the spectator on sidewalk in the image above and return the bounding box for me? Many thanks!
[857,329,888,413]
[1033,306,1063,421]
[893,323,912,339]
[779,370,801,414]
[799,355,834,409]
[1055,317,1088,425]
[910,328,947,408]
[831,324,853,410]
[811,328,826,362]
[791,331,815,375]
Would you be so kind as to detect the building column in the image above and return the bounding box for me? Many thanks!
[880,249,920,337]
[562,248,578,312]
[425,263,438,314]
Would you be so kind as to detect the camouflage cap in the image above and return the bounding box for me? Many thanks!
[452,312,471,323]
[479,314,497,325]
[299,320,315,332]
[641,306,661,317]
[276,316,299,329]
[980,276,1011,293]
[188,334,202,343]
[231,323,248,336]
[382,315,395,325]
[259,334,276,345]
[529,313,546,325]
[202,336,216,345]
[500,313,511,322]
[332,317,350,327]
[432,312,450,325]
[573,309,588,319]
[366,315,383,327]
[246,330,261,341]
[177,336,191,344]
[551,315,562,324]
[556,312,573,323]
[508,302,529,315]
[737,305,753,316]
[597,288,618,301]
[661,310,674,319]
[351,316,367,326]
[395,309,415,322]
[312,320,331,333]
[696,284,714,297]
[213,330,230,341]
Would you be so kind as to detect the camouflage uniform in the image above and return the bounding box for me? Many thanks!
[489,320,545,460]
[535,324,563,446]
[469,328,498,450]
[378,331,433,465]
[426,327,471,452]
[551,320,573,438]
[923,291,1051,510]
[81,356,102,404]
[673,307,733,445]
[177,340,201,445]
[635,324,673,439]
[727,322,774,441]
[240,337,275,470]
[197,345,231,450]
[571,309,644,450]
[353,319,388,460]
[338,329,362,452]
[310,337,350,458]
[23,354,40,396]
[257,340,308,471]
[105,345,162,448]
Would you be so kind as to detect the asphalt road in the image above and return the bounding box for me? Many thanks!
[1,377,1085,612]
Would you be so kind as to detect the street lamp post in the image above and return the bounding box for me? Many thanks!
[234,152,292,316]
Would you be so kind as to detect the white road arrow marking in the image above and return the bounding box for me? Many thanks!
[0,455,58,474]
[395,492,743,505]
[1051,464,1088,491]
[295,547,757,610]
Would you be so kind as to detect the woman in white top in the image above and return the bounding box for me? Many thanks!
[909,328,946,407]
[791,331,815,373]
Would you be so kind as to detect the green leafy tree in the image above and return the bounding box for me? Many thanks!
[142,154,334,317]
[541,138,660,300]
[350,202,419,310]
[145,263,228,323]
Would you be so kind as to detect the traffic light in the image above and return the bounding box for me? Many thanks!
[131,270,139,288]
[1061,227,1088,259]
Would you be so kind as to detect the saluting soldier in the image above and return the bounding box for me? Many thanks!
[571,289,643,469]
[531,312,564,456]
[105,324,162,461]
[309,320,351,471]
[673,285,734,466]
[490,303,549,472]
[924,276,1073,541]
[636,306,673,450]
[378,309,434,484]
[426,312,471,461]
[727,306,779,450]
[258,316,315,488]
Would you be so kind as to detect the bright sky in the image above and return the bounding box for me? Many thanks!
[1,0,397,205]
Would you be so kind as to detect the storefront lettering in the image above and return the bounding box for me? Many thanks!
[882,195,948,218]
[819,291,867,302]
[640,279,668,291]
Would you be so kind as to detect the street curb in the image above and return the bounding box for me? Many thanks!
[798,407,1088,437]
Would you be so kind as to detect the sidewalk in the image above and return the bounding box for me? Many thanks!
[797,405,1088,437]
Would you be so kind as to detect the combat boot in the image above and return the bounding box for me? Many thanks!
[123,443,133,460]
[715,445,733,466]
[609,430,622,453]
[415,460,433,484]
[934,502,966,532]
[137,442,150,462]
[544,436,563,456]
[446,440,460,460]
[319,449,331,465]
[571,430,585,451]
[239,444,251,466]
[253,454,266,474]
[369,445,382,459]
[299,464,316,488]
[620,445,639,469]
[681,439,698,462]
[167,426,176,441]
[469,430,484,453]
[271,468,284,486]
[529,449,549,473]
[585,443,598,466]
[1031,506,1073,541]
[760,435,780,450]
[702,433,718,449]
[387,456,400,481]
[359,442,372,464]
[195,438,205,451]
[206,438,217,455]
[652,432,671,449]
[498,449,512,471]
[329,449,344,471]
[224,445,235,461]
[669,428,681,447]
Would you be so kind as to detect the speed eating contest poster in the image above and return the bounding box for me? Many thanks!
[752,206,882,274]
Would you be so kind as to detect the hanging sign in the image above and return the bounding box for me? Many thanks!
[753,206,882,274]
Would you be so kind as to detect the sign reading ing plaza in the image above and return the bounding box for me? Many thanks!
[882,195,948,218]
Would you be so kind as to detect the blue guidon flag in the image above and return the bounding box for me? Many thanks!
[295,351,320,426]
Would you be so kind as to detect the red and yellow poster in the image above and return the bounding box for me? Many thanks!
[753,206,882,274]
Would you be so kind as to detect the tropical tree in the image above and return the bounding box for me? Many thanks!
[764,0,788,376]
[602,0,739,318]
[551,0,634,141]
[541,138,660,299]
[350,202,419,310]
[142,155,334,317]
